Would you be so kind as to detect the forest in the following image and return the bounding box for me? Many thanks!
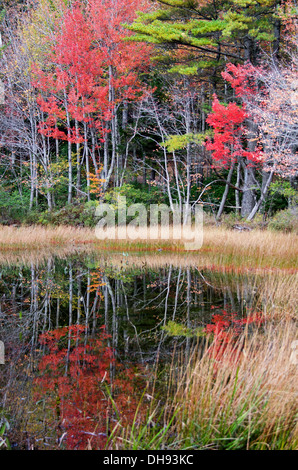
[0,0,297,230]
[0,0,297,454]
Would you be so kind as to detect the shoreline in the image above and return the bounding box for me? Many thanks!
[0,223,297,271]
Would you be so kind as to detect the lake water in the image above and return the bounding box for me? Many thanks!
[0,252,268,449]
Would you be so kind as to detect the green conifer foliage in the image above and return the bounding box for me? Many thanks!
[128,0,281,74]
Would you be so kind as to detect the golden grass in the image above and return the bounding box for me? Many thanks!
[256,271,298,320]
[0,224,297,270]
[117,266,298,450]
[0,224,95,247]
[167,319,298,449]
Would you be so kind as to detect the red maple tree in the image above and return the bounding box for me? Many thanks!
[32,0,151,142]
[31,0,152,202]
[205,95,262,167]
[220,60,298,178]
[205,78,263,168]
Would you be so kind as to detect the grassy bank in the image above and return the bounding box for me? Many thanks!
[111,293,298,450]
[124,321,298,450]
[0,224,297,270]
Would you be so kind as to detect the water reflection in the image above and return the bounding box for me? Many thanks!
[0,253,268,449]
[34,325,144,450]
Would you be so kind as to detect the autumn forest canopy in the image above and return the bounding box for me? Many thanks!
[1,0,298,453]
[0,0,297,229]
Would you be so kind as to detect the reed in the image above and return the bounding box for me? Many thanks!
[0,224,297,270]
[168,319,298,450]
[0,224,95,248]
[111,268,298,451]
[115,319,298,450]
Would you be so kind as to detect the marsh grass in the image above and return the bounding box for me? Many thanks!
[108,269,298,451]
[256,272,298,320]
[0,225,95,248]
[170,320,298,450]
[0,224,297,270]
[112,319,298,450]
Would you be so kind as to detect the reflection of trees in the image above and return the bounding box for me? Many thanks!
[0,255,273,448]
[0,258,267,363]
[34,325,144,450]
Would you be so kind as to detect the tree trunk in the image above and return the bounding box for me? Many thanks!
[217,160,235,220]
[240,37,259,217]
[241,164,256,217]
[241,118,258,217]
[235,159,241,215]
[75,120,81,198]
[83,123,90,201]
[29,150,36,210]
[246,170,274,221]
[65,103,72,205]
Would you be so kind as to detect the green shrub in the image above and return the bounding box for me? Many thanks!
[81,200,100,227]
[0,188,31,223]
[265,180,298,215]
[104,183,166,208]
[19,201,100,227]
[268,207,298,233]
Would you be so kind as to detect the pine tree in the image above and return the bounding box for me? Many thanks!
[128,0,282,76]
[128,0,284,217]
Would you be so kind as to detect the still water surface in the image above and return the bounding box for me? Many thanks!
[0,252,264,449]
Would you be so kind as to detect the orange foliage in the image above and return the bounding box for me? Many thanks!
[88,165,105,199]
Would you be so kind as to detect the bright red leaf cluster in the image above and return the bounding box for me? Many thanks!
[206,95,246,165]
[205,95,263,167]
[205,62,264,167]
[34,324,145,450]
[221,62,260,99]
[31,0,152,145]
[205,310,264,363]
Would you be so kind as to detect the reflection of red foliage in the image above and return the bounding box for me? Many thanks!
[221,62,260,99]
[205,310,264,363]
[34,325,144,449]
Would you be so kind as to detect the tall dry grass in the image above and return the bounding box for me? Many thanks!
[0,224,95,248]
[117,319,297,450]
[167,319,298,450]
[256,272,298,320]
[0,224,297,270]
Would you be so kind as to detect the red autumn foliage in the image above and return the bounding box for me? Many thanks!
[221,59,298,177]
[31,0,152,145]
[204,310,264,363]
[205,61,265,168]
[205,94,263,167]
[221,62,260,99]
[34,325,145,450]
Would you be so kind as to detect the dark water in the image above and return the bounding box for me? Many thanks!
[0,252,262,449]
